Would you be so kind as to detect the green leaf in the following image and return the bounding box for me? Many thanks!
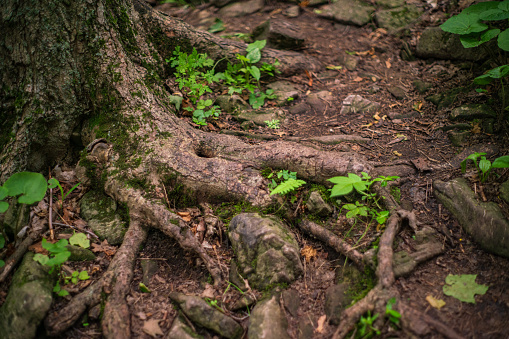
[0,260,4,268]
[500,0,509,11]
[498,29,509,51]
[440,13,488,35]
[46,251,71,267]
[33,253,49,265]
[443,274,488,303]
[69,233,90,249]
[460,29,500,48]
[474,64,509,84]
[0,186,8,200]
[328,173,366,197]
[270,179,306,196]
[249,92,265,109]
[208,18,225,33]
[139,282,151,293]
[479,158,491,174]
[0,234,4,249]
[4,172,48,204]
[246,48,261,64]
[78,270,90,280]
[58,289,70,297]
[492,155,509,168]
[0,201,8,213]
[246,40,266,52]
[250,66,261,81]
[479,8,509,21]
[42,239,69,254]
[462,1,500,15]
[47,177,60,189]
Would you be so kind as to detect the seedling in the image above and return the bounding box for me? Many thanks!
[48,177,81,210]
[356,311,380,338]
[264,119,280,129]
[385,297,401,326]
[460,153,509,182]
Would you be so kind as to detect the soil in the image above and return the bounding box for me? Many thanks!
[2,0,509,338]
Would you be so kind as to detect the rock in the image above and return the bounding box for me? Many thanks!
[324,283,351,325]
[374,5,423,32]
[413,80,432,94]
[450,104,496,121]
[316,0,375,26]
[387,86,406,100]
[215,95,249,113]
[289,102,311,115]
[434,178,509,258]
[416,27,488,61]
[252,20,305,50]
[80,190,128,245]
[236,108,284,126]
[228,213,303,289]
[66,245,96,261]
[248,294,290,339]
[500,181,509,204]
[306,191,333,216]
[337,52,358,71]
[375,0,405,8]
[297,318,315,339]
[141,259,159,286]
[426,87,464,109]
[169,292,243,339]
[230,293,257,311]
[218,0,264,17]
[267,81,300,106]
[340,95,380,114]
[283,5,300,17]
[282,289,300,317]
[309,134,370,144]
[0,253,55,339]
[306,91,333,114]
[166,313,202,339]
[0,201,30,240]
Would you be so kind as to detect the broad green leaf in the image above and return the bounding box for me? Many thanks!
[78,270,90,280]
[492,155,509,168]
[460,29,500,48]
[46,251,71,267]
[58,289,70,297]
[352,180,368,193]
[42,238,69,254]
[462,1,500,15]
[479,158,491,174]
[0,260,4,268]
[443,274,488,303]
[169,96,183,111]
[69,233,90,249]
[250,66,261,81]
[0,186,8,200]
[4,172,48,204]
[499,0,509,11]
[208,18,225,33]
[47,177,59,189]
[0,201,8,213]
[440,13,487,35]
[246,40,266,52]
[498,29,509,51]
[246,48,261,64]
[330,184,354,197]
[139,282,151,293]
[474,64,509,84]
[479,8,509,20]
[33,253,49,265]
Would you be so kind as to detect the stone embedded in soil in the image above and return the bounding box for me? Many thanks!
[252,20,305,51]
[169,292,243,339]
[248,294,291,339]
[228,213,303,289]
[500,181,509,204]
[306,90,333,114]
[434,178,509,258]
[306,191,333,217]
[0,253,55,339]
[215,95,249,113]
[375,0,405,8]
[340,94,380,114]
[387,86,406,100]
[416,27,489,61]
[316,0,375,26]
[324,283,351,325]
[218,0,264,17]
[283,5,300,18]
[374,5,423,32]
[141,259,159,286]
[288,102,311,115]
[267,81,300,106]
[66,245,96,261]
[447,131,470,147]
[337,51,359,71]
[282,289,300,317]
[413,80,432,94]
[449,104,496,121]
[236,108,285,126]
[426,87,464,109]
[166,314,202,339]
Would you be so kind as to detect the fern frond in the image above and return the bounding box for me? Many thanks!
[270,179,306,196]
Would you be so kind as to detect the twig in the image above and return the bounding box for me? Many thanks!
[48,171,55,241]
[52,222,100,240]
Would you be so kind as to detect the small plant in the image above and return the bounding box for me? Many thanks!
[385,297,401,326]
[264,119,280,129]
[205,298,224,312]
[0,172,48,213]
[184,99,221,126]
[48,177,81,210]
[356,311,380,338]
[267,170,306,197]
[461,153,509,182]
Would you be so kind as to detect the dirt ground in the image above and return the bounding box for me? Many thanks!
[2,0,509,338]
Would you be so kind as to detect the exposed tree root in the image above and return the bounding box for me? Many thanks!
[45,213,148,336]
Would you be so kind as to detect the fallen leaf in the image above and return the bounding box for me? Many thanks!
[353,76,363,82]
[426,295,446,309]
[361,122,373,128]
[91,239,117,256]
[443,274,488,304]
[326,65,343,70]
[385,59,391,69]
[143,319,164,337]
[177,211,192,222]
[413,101,423,112]
[301,245,317,263]
[315,314,327,333]
[393,151,402,156]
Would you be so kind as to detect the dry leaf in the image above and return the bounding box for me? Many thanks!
[385,59,391,69]
[91,240,117,256]
[315,314,327,333]
[393,151,402,156]
[426,295,446,310]
[143,319,164,337]
[177,211,192,222]
[353,76,363,82]
[373,113,381,120]
[301,245,317,263]
[361,122,373,128]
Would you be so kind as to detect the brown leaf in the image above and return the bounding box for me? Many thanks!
[426,295,446,310]
[177,211,192,222]
[315,314,327,333]
[91,240,117,256]
[301,245,317,263]
[353,76,363,82]
[143,319,164,337]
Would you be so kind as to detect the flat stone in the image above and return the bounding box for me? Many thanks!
[67,245,96,261]
[215,95,249,113]
[236,108,284,126]
[306,91,334,114]
[387,86,406,100]
[500,181,509,204]
[413,80,432,94]
[324,283,351,325]
[218,0,264,17]
[282,289,300,317]
[434,178,509,258]
[306,191,333,217]
[316,0,375,26]
[447,131,470,147]
[252,20,305,50]
[289,102,311,115]
[337,52,358,71]
[166,314,202,339]
[248,294,291,339]
[374,5,423,31]
[267,81,300,106]
[450,104,496,121]
[141,259,159,286]
[340,95,380,114]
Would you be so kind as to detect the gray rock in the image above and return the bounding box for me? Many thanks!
[169,292,243,339]
[434,178,509,258]
[66,245,96,261]
[306,191,333,217]
[230,293,257,312]
[450,104,496,121]
[289,102,311,115]
[374,5,423,31]
[0,253,55,339]
[228,213,302,289]
[282,289,300,317]
[252,20,305,50]
[218,0,264,17]
[306,91,333,114]
[0,201,30,240]
[500,181,509,204]
[166,313,202,339]
[141,259,159,286]
[324,283,351,325]
[267,81,300,106]
[337,52,358,71]
[236,108,284,126]
[297,318,315,339]
[80,190,127,245]
[215,95,249,114]
[387,86,406,100]
[317,0,375,26]
[416,27,488,61]
[283,5,300,17]
[340,95,380,114]
[248,294,290,339]
[413,80,432,94]
[426,87,464,109]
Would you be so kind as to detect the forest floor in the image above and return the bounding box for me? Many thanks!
[2,0,509,338]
